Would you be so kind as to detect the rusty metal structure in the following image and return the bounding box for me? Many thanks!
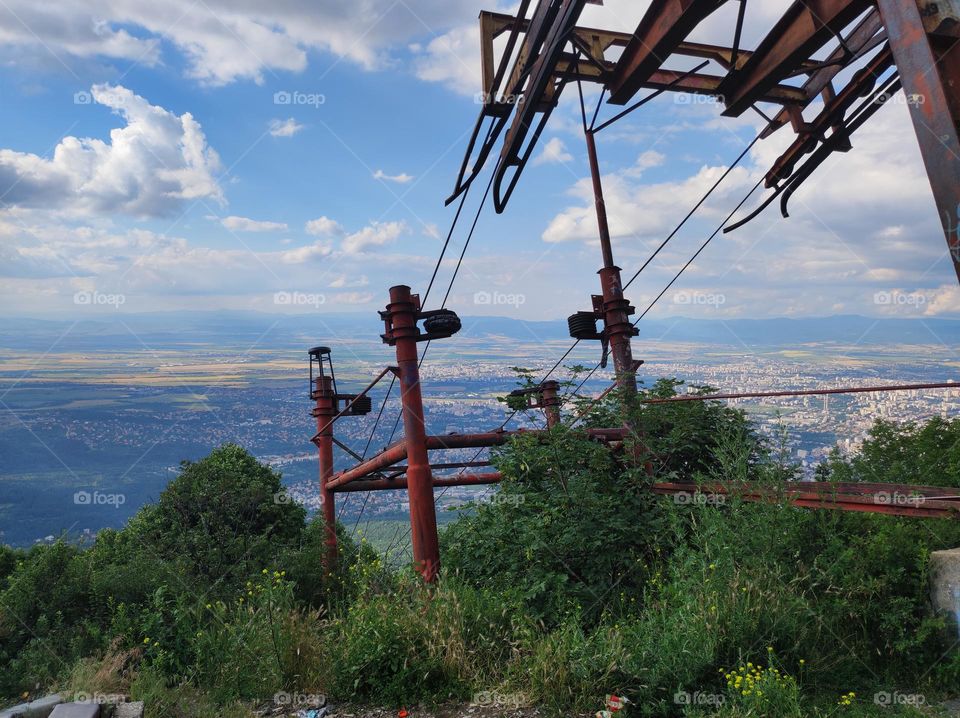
[310,0,960,582]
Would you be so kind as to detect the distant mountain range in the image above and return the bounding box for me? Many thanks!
[1,311,959,350]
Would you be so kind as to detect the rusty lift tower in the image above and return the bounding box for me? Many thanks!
[307,0,960,584]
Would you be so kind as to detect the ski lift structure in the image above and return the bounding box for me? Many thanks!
[311,0,960,582]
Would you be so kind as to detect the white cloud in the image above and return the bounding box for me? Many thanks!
[330,274,369,289]
[305,216,343,236]
[411,23,481,96]
[277,240,333,264]
[533,138,574,166]
[0,1,482,86]
[0,84,222,217]
[342,220,407,254]
[268,118,305,137]
[373,169,414,184]
[221,215,288,232]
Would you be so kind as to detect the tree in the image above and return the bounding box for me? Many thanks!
[125,444,306,592]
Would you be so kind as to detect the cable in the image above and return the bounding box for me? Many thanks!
[623,129,763,291]
[440,161,499,309]
[635,175,764,323]
[562,175,767,416]
[344,373,399,527]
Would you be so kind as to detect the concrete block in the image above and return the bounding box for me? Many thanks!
[112,704,143,718]
[930,547,960,635]
[48,705,99,718]
[0,694,64,718]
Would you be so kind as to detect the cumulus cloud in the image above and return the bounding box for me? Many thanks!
[533,138,574,166]
[268,118,304,137]
[305,216,343,236]
[0,0,482,86]
[0,84,222,217]
[276,240,333,264]
[411,23,482,96]
[373,169,414,184]
[342,220,407,254]
[221,215,288,232]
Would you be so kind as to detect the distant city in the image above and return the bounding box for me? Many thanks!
[1,312,958,547]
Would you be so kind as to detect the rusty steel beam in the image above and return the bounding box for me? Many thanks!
[876,0,960,283]
[763,45,895,187]
[333,472,504,493]
[608,0,727,105]
[720,0,873,117]
[763,8,885,138]
[309,364,396,443]
[652,481,960,519]
[494,0,586,211]
[328,426,628,489]
[555,63,809,104]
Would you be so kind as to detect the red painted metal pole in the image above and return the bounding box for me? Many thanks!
[333,472,503,493]
[585,128,639,398]
[313,375,338,575]
[541,380,561,428]
[876,0,960,284]
[386,285,441,582]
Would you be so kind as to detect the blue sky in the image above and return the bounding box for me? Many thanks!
[0,0,957,321]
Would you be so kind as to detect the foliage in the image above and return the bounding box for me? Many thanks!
[4,409,960,717]
[125,444,306,590]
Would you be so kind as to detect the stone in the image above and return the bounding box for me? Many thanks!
[0,694,64,718]
[48,705,100,718]
[930,547,960,634]
[112,703,143,718]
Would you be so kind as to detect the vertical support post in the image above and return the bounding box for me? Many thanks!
[877,0,960,283]
[541,380,561,428]
[386,285,440,582]
[585,128,652,474]
[313,375,338,575]
[585,128,639,397]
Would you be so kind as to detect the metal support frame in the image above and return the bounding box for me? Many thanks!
[381,285,441,582]
[584,128,639,397]
[876,0,960,282]
[507,379,562,427]
[541,380,561,428]
[312,374,338,575]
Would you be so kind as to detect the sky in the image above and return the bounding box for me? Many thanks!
[0,0,957,322]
